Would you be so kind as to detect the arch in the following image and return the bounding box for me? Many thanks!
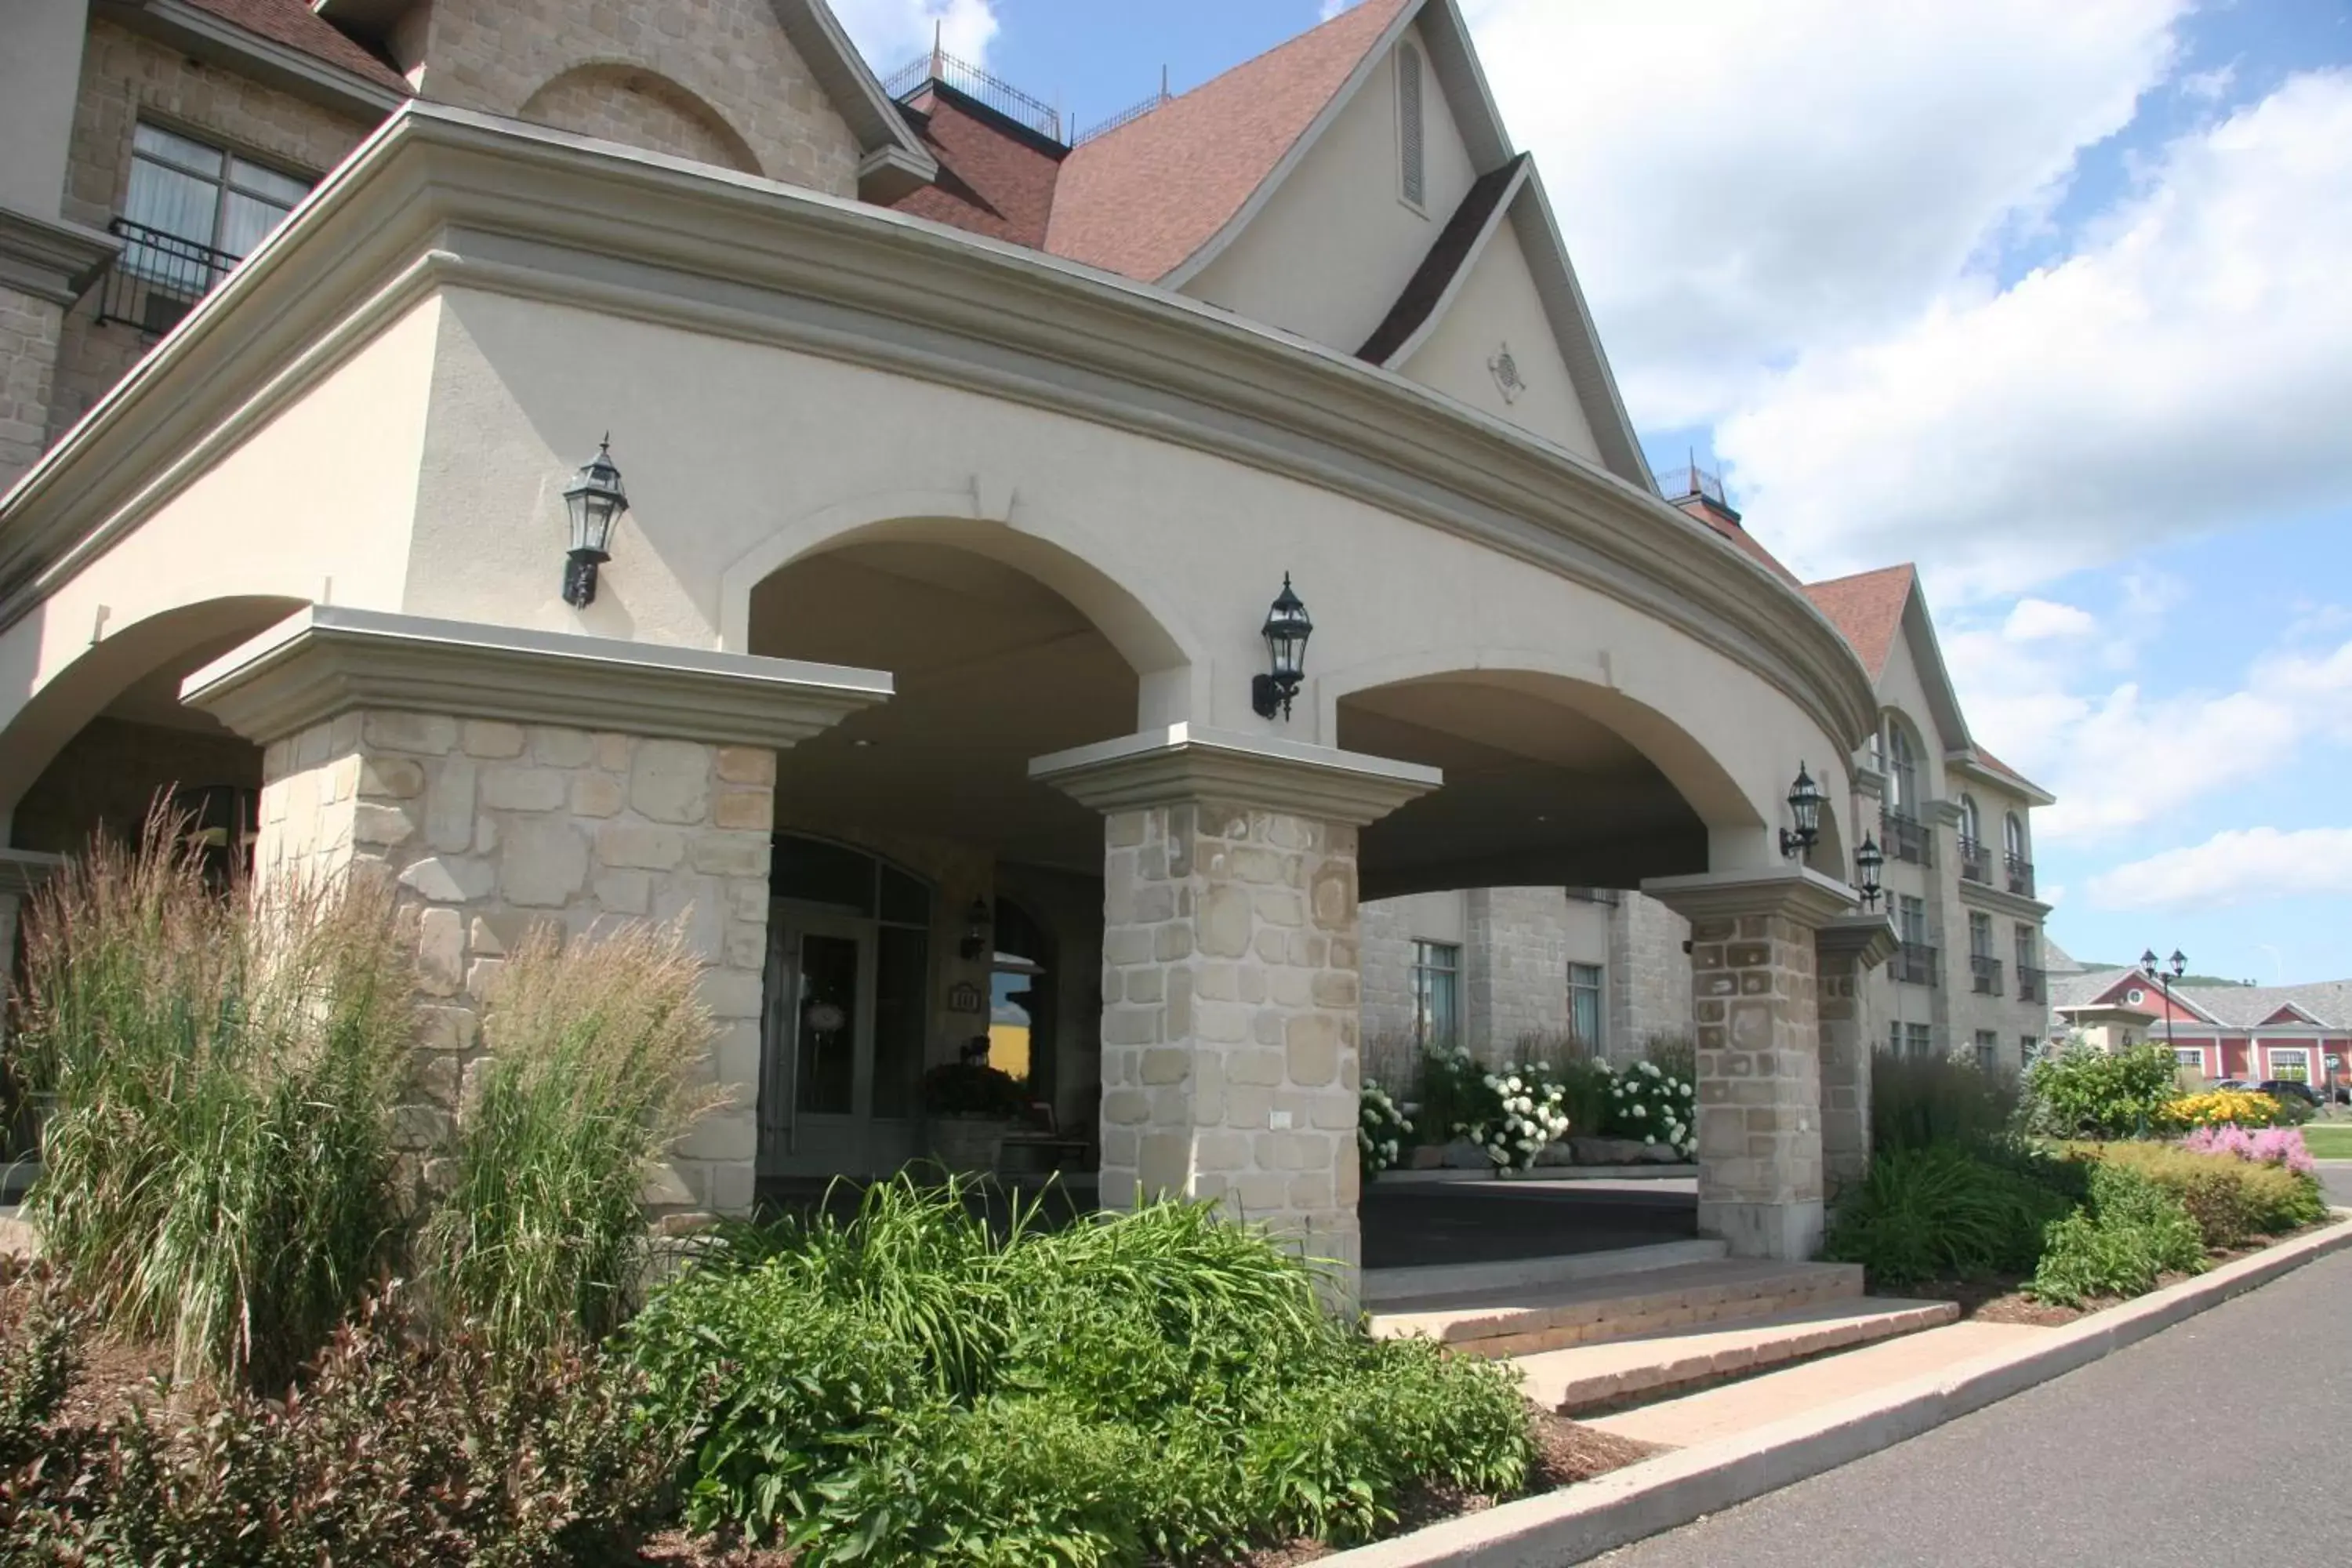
[2004,810,2027,862]
[717,486,1207,728]
[1883,714,1923,817]
[1958,793,1981,847]
[519,63,761,176]
[0,595,304,821]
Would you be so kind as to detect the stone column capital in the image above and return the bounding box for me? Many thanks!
[0,848,64,899]
[1641,865,1859,930]
[1817,912,1900,970]
[1029,723,1439,826]
[182,606,891,749]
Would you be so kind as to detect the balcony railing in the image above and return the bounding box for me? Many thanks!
[1882,810,1933,868]
[2005,854,2036,898]
[96,219,240,338]
[2017,965,2047,1004]
[1958,837,1992,885]
[1971,955,2004,996]
[1893,942,1939,986]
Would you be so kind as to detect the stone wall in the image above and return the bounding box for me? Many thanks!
[403,0,861,195]
[0,285,63,487]
[1097,800,1363,1275]
[1465,886,1570,1054]
[1610,890,1693,1062]
[521,64,759,172]
[257,709,776,1217]
[1356,893,1418,1070]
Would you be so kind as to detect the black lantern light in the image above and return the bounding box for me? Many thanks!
[1250,574,1312,721]
[960,896,993,961]
[1779,763,1823,858]
[2143,947,2189,1051]
[2169,949,2187,980]
[1854,833,1884,909]
[560,437,629,609]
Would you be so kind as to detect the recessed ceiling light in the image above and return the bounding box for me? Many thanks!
[851,739,874,749]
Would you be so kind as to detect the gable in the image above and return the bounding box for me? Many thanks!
[1398,204,1601,462]
[2262,1005,2321,1027]
[1178,21,1477,350]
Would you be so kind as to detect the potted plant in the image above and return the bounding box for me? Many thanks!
[922,1054,1029,1176]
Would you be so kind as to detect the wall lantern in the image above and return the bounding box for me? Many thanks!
[960,897,993,961]
[560,437,629,609]
[1250,574,1312,721]
[1778,763,1823,858]
[1854,834,1884,909]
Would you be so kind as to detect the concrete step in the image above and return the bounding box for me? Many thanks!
[1361,1238,1729,1308]
[1583,1319,2055,1450]
[1370,1258,1865,1359]
[1515,1297,1961,1414]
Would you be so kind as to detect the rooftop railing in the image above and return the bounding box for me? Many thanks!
[884,47,1065,143]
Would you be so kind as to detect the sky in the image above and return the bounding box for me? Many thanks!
[827,1,2352,985]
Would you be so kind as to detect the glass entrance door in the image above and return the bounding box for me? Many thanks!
[760,908,924,1178]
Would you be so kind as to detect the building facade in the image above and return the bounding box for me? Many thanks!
[5,0,1933,1285]
[2054,968,2352,1091]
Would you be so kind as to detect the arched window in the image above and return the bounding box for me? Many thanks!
[1958,794,1980,848]
[2004,812,2026,862]
[1886,725,1918,816]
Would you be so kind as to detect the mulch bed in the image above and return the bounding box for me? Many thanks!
[1907,1219,2337,1327]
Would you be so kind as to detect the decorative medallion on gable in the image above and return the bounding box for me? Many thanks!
[1488,343,1526,404]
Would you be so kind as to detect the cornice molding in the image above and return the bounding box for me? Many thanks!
[1030,724,1440,826]
[1817,913,1899,971]
[180,605,892,749]
[0,209,122,306]
[1946,749,2056,808]
[0,849,65,900]
[1641,865,1860,929]
[1,106,1876,753]
[1956,877,2051,923]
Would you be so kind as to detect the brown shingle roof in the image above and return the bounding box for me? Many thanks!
[187,0,409,95]
[1358,153,1524,363]
[889,84,1065,249]
[1044,0,1414,281]
[1682,499,1801,586]
[1803,564,1915,680]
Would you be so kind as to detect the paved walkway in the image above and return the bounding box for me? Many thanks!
[1594,1247,2352,1566]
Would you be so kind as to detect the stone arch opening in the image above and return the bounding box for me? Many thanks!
[519,63,761,176]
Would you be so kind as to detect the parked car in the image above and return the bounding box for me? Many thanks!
[2258,1080,2321,1107]
[2216,1079,2251,1091]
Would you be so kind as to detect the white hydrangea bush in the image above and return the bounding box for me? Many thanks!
[1359,1078,1414,1178]
[1465,1066,1573,1172]
[1606,1058,1696,1158]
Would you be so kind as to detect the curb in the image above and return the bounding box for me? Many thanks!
[1323,1214,2352,1566]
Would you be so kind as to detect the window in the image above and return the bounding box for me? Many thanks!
[1958,793,1980,846]
[1410,940,1458,1049]
[1396,40,1425,208]
[2126,988,2146,1006]
[1886,725,1918,815]
[2021,1034,2040,1068]
[2003,811,2027,863]
[1568,963,1603,1049]
[1975,1030,1998,1073]
[1896,895,1928,946]
[1905,1022,1933,1059]
[1889,1021,1904,1055]
[1968,912,1993,959]
[2269,1048,2310,1084]
[107,123,311,335]
[2176,1047,2205,1070]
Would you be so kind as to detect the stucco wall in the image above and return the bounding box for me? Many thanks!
[400,0,859,195]
[1182,24,1477,353]
[1399,215,1603,465]
[46,19,373,442]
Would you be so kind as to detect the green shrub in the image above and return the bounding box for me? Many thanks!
[2025,1042,2180,1139]
[0,1291,682,1565]
[1871,1050,2019,1152]
[1823,1145,2072,1287]
[2085,1142,2325,1248]
[422,921,723,1356]
[625,1178,1535,1563]
[12,818,415,1387]
[0,1262,81,1472]
[2027,1161,2207,1306]
[1542,1059,1614,1145]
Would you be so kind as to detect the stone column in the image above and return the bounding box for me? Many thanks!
[1644,867,1858,1260]
[1033,726,1438,1299]
[1817,913,1899,1197]
[182,606,888,1221]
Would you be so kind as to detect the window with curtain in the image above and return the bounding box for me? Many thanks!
[1410,940,1458,1049]
[1568,963,1602,1050]
[1897,895,1928,946]
[1904,1022,1933,1059]
[123,123,310,262]
[1975,1031,1998,1073]
[1886,725,1918,815]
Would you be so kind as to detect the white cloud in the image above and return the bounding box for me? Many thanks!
[831,0,999,71]
[2003,598,2099,642]
[2088,826,2352,909]
[1718,71,2352,595]
[1462,0,2185,426]
[2180,64,2238,103]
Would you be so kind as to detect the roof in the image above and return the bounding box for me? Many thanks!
[891,83,1065,249]
[2050,967,2139,1012]
[1358,154,1526,363]
[1043,0,1414,281]
[2174,981,2352,1031]
[188,0,409,94]
[1802,564,1915,681]
[1959,742,2053,803]
[1682,499,1800,587]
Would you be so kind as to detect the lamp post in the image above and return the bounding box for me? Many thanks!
[560,437,629,609]
[2141,947,2187,1054]
[1779,764,1822,859]
[1250,575,1312,720]
[1854,834,1884,909]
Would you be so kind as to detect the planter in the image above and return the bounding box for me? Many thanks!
[928,1116,1012,1177]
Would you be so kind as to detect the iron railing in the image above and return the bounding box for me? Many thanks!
[2005,854,2036,898]
[96,219,240,337]
[1074,89,1171,145]
[1654,459,1731,509]
[2017,965,2048,1004]
[1893,942,1939,987]
[1882,809,1933,868]
[1566,887,1623,906]
[883,47,1065,143]
[1958,837,1992,885]
[1970,955,2004,996]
